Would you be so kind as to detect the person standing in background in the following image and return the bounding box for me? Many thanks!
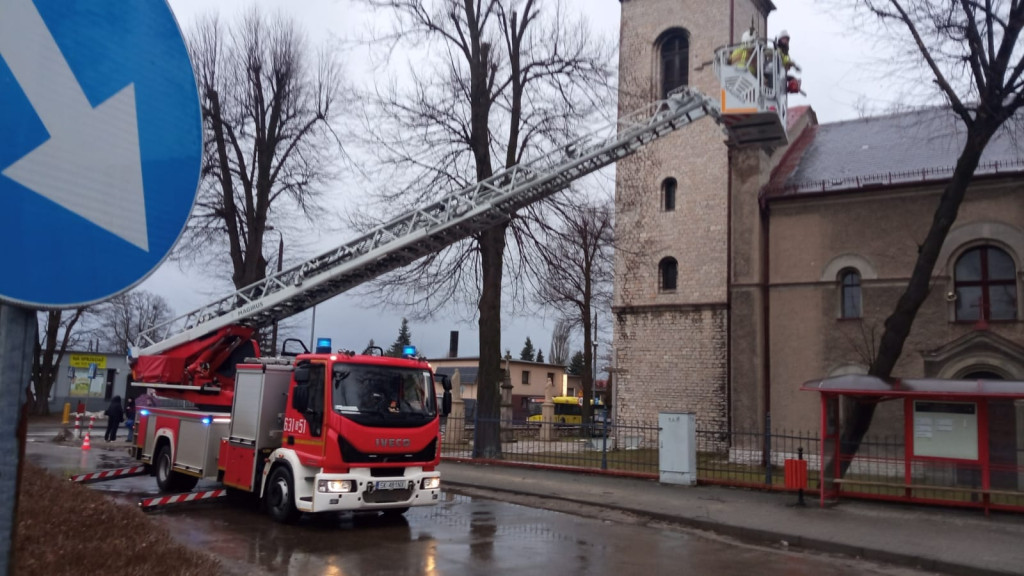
[103,395,124,442]
[124,396,136,443]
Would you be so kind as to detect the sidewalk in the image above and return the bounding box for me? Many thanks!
[439,461,1024,576]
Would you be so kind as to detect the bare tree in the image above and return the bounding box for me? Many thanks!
[355,0,614,458]
[93,290,174,354]
[835,1,1024,476]
[29,310,88,415]
[548,318,572,365]
[181,10,346,292]
[527,191,614,425]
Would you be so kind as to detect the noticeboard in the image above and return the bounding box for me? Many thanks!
[912,401,978,460]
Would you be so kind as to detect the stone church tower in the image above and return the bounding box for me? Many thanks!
[612,0,776,432]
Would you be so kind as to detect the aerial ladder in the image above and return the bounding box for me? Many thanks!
[128,39,791,409]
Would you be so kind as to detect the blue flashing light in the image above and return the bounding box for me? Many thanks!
[316,337,332,354]
[201,416,212,425]
[139,409,149,416]
[402,345,417,357]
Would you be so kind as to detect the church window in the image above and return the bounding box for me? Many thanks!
[659,257,678,292]
[839,269,862,319]
[659,31,689,98]
[662,178,677,211]
[955,246,1017,321]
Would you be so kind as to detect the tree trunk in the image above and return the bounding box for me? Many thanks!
[32,312,61,416]
[580,306,593,434]
[473,224,507,459]
[833,121,996,477]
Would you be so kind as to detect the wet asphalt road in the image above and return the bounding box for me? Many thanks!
[25,434,932,576]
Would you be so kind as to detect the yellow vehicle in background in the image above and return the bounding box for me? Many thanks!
[527,396,607,427]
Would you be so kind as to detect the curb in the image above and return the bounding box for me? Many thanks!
[442,478,1017,576]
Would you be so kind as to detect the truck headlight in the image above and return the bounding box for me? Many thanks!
[421,477,441,490]
[317,479,354,493]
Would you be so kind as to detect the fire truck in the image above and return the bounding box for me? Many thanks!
[116,38,790,523]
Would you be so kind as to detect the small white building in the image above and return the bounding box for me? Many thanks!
[43,351,130,413]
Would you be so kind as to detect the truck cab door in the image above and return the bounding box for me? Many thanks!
[286,361,326,464]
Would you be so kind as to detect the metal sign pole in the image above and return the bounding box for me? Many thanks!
[0,304,36,576]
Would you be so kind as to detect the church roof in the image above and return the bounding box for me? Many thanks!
[765,106,1024,199]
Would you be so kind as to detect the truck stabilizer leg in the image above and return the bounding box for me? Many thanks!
[69,465,148,484]
[139,488,227,510]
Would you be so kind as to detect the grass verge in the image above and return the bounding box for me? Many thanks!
[14,462,221,576]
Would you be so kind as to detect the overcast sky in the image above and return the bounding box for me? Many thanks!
[142,0,888,362]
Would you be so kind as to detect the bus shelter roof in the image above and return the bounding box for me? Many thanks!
[801,374,1024,398]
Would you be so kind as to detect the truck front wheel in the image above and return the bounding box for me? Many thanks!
[265,467,301,524]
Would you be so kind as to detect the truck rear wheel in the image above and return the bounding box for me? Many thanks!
[155,444,198,493]
[265,467,301,524]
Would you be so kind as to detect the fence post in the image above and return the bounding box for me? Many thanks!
[764,412,772,486]
[797,446,806,505]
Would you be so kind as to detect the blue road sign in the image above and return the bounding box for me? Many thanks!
[0,0,201,308]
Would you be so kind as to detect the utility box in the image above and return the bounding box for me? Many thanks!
[659,412,697,486]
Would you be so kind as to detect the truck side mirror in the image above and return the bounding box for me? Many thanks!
[442,390,452,417]
[437,374,452,392]
[281,338,309,357]
[292,385,309,412]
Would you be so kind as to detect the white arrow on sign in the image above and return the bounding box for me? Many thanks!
[0,0,149,251]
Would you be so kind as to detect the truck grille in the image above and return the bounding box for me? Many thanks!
[363,488,413,503]
[339,438,437,464]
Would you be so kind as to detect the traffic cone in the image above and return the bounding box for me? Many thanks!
[82,433,91,451]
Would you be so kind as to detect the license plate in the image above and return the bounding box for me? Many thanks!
[376,480,407,490]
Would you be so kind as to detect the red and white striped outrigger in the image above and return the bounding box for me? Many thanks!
[138,489,227,509]
[69,465,148,484]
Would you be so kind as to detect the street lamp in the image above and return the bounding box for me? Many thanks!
[268,228,283,356]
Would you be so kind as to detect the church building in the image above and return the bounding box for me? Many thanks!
[611,0,1024,435]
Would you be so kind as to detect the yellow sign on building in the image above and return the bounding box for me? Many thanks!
[69,354,106,369]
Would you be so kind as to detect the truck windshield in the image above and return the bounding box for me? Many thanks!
[331,363,436,419]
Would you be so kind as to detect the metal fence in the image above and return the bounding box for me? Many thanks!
[439,414,818,487]
[440,414,660,476]
[439,414,1024,511]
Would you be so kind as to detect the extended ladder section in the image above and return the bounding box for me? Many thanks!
[133,48,789,358]
[134,90,717,356]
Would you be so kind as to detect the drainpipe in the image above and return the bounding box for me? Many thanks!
[730,0,735,44]
[760,192,772,440]
[726,150,733,435]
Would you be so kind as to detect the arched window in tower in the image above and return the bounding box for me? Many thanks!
[839,269,862,319]
[662,178,677,211]
[659,257,678,292]
[659,31,689,98]
[955,246,1017,321]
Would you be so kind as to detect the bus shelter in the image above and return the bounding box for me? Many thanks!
[802,374,1024,513]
